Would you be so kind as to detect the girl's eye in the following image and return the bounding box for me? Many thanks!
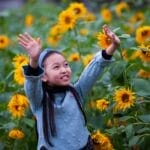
[53,65,59,70]
[64,62,69,67]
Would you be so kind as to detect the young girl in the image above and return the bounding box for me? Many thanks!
[18,25,120,150]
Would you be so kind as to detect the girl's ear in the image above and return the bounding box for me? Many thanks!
[41,74,48,82]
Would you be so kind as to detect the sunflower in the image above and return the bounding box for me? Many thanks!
[138,44,150,62]
[88,100,96,109]
[123,24,135,34]
[122,49,129,61]
[83,11,96,22]
[96,99,109,111]
[91,130,114,150]
[107,118,127,127]
[13,54,29,68]
[97,32,112,49]
[137,69,150,79]
[122,49,141,61]
[47,35,61,47]
[115,2,129,17]
[8,94,29,118]
[100,8,112,23]
[14,67,25,85]
[135,26,150,44]
[49,23,66,36]
[25,14,34,27]
[68,2,87,20]
[0,35,10,49]
[113,88,135,112]
[129,50,140,60]
[8,129,24,139]
[68,53,80,62]
[58,9,76,31]
[82,54,94,66]
[139,50,150,62]
[79,28,88,36]
[129,12,145,24]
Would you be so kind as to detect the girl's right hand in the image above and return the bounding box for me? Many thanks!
[18,32,42,68]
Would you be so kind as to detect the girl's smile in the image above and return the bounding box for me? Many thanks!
[60,74,70,81]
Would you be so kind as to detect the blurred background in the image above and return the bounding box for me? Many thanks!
[0,0,150,150]
[0,0,150,11]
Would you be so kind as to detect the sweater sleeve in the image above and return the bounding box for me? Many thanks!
[74,50,113,101]
[23,65,44,114]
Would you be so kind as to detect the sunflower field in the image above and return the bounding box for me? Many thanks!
[0,0,150,150]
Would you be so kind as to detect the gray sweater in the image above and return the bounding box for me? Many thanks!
[23,51,112,150]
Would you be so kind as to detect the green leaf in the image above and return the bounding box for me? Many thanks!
[119,116,135,121]
[2,122,16,130]
[119,34,131,38]
[109,60,127,78]
[23,118,35,128]
[0,142,4,150]
[129,136,140,146]
[137,127,150,134]
[131,79,150,96]
[113,27,120,32]
[138,114,150,123]
[125,124,134,139]
[106,127,118,136]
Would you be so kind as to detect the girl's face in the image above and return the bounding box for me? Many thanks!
[42,53,72,86]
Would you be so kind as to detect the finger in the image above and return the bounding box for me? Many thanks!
[18,34,30,43]
[18,41,28,50]
[37,37,41,45]
[18,38,28,47]
[102,24,108,30]
[24,32,34,41]
[102,24,108,29]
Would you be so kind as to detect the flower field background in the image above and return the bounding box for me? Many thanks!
[0,0,150,150]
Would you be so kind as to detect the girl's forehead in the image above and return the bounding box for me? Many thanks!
[44,53,66,64]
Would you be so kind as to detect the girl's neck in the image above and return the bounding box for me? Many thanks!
[47,85,70,93]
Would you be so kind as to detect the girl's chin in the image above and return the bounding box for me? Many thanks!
[60,82,70,86]
[60,83,70,86]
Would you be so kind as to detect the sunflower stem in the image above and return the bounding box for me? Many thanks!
[73,26,84,68]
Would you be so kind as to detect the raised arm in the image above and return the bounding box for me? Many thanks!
[18,33,43,113]
[75,25,120,100]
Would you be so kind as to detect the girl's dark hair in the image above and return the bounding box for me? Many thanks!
[40,50,87,146]
[42,83,87,146]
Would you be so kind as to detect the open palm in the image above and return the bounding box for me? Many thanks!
[18,32,42,61]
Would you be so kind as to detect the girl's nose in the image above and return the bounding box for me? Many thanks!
[60,67,67,73]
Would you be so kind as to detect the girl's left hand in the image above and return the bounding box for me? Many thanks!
[103,25,120,46]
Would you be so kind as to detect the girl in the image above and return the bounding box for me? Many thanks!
[18,25,120,150]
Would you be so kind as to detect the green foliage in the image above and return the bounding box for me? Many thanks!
[0,0,150,150]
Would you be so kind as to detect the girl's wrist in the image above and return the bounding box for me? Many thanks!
[29,59,39,68]
[106,42,120,55]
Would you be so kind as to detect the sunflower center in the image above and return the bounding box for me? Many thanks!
[74,8,81,14]
[65,17,71,24]
[141,30,148,36]
[136,16,142,21]
[19,59,25,64]
[72,56,78,61]
[142,50,150,56]
[122,94,129,102]
[15,105,20,110]
[0,39,4,43]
